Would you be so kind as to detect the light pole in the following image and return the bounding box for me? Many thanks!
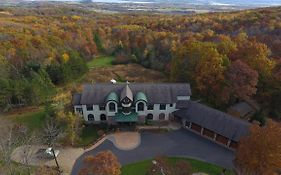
[51,147,62,174]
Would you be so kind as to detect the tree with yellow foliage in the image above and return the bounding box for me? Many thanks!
[62,53,70,63]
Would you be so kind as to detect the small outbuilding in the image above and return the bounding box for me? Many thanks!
[227,101,256,119]
[173,101,250,150]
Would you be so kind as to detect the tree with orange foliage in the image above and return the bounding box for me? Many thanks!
[232,33,275,78]
[234,120,281,175]
[226,59,259,101]
[79,150,121,175]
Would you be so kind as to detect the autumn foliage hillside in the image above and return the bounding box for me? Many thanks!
[0,5,280,120]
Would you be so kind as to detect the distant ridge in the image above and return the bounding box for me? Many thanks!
[1,0,281,7]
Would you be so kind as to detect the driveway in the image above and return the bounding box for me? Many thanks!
[71,129,234,175]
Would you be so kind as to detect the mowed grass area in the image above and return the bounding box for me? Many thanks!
[8,108,47,131]
[87,55,114,68]
[77,125,100,147]
[121,157,234,175]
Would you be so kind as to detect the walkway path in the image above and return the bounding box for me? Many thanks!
[107,132,141,150]
[10,132,139,174]
[11,145,84,174]
[137,121,182,131]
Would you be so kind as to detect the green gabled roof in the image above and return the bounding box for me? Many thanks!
[134,92,147,103]
[106,92,119,102]
[114,112,138,122]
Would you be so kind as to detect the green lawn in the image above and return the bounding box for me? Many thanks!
[11,109,47,131]
[121,157,234,175]
[77,125,100,147]
[87,55,114,68]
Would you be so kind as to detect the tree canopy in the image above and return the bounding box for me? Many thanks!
[234,120,281,175]
[79,150,121,175]
[0,6,280,119]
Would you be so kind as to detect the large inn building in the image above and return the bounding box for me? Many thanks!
[73,83,250,149]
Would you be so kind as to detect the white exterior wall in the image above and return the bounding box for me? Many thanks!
[81,105,93,121]
[74,105,83,117]
[77,105,107,122]
[93,105,106,122]
[74,95,190,122]
[74,105,82,113]
[146,103,176,120]
[177,96,190,100]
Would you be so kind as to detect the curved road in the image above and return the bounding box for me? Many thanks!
[71,129,234,174]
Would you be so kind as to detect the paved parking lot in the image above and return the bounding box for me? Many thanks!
[71,129,234,175]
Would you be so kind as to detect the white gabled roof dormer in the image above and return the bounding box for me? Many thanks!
[120,82,133,102]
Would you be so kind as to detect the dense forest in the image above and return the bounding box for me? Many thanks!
[0,5,280,121]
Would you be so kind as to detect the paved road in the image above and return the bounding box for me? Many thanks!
[71,129,234,174]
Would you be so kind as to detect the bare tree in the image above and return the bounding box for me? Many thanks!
[0,125,16,174]
[0,124,29,175]
[42,118,62,173]
[43,118,60,146]
[19,133,39,175]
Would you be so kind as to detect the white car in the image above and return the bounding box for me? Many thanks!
[45,147,60,158]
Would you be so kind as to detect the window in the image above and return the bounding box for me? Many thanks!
[86,105,93,111]
[146,113,153,120]
[147,104,154,110]
[76,107,83,115]
[100,114,106,121]
[137,102,144,111]
[202,128,215,138]
[122,97,131,104]
[109,102,116,112]
[160,104,166,110]
[99,105,105,111]
[159,113,165,120]
[88,114,95,121]
[170,104,173,107]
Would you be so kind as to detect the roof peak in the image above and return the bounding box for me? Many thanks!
[121,83,133,101]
